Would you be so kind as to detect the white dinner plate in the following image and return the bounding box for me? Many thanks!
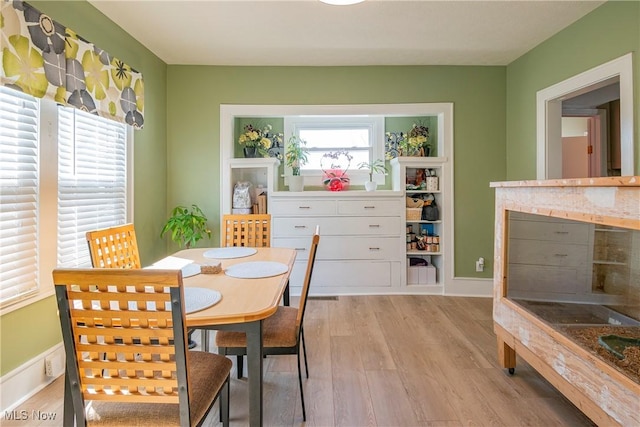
[203,247,257,259]
[224,261,289,279]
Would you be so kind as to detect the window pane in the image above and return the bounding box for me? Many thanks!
[300,128,370,149]
[57,107,127,267]
[0,87,39,305]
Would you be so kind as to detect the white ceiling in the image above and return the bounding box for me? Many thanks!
[87,0,605,66]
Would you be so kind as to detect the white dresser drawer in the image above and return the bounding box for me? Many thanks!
[288,260,396,289]
[273,236,401,261]
[337,199,401,216]
[270,199,336,216]
[273,216,400,237]
[508,239,589,267]
[509,219,590,243]
[507,264,584,295]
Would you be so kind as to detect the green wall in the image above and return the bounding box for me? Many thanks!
[0,2,168,376]
[505,1,640,179]
[166,65,507,279]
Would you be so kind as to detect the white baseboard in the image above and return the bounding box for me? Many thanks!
[297,277,494,298]
[0,343,64,413]
[446,277,493,297]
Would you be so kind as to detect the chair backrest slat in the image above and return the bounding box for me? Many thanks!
[221,214,271,248]
[86,224,141,269]
[53,269,189,411]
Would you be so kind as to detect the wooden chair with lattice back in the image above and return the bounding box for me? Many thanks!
[53,268,232,427]
[220,214,271,248]
[215,226,320,422]
[86,223,141,269]
[219,213,290,310]
[86,224,203,350]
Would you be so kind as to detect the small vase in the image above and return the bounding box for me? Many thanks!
[243,147,258,158]
[364,181,378,192]
[288,175,304,192]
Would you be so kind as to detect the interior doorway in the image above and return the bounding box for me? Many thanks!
[561,82,618,178]
[536,53,634,179]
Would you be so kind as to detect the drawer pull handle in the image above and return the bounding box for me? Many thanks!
[554,231,569,234]
[369,224,380,228]
[295,247,307,251]
[294,225,307,229]
[364,206,375,209]
[554,254,568,257]
[298,206,311,209]
[369,247,381,251]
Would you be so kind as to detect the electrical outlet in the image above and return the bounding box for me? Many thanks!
[45,354,62,377]
[45,358,53,377]
[475,257,485,272]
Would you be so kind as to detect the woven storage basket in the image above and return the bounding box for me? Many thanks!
[406,208,422,221]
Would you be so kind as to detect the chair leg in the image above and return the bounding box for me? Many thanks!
[220,374,230,427]
[187,329,197,349]
[236,355,244,379]
[296,349,306,421]
[201,329,209,352]
[301,328,309,378]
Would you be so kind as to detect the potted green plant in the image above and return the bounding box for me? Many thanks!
[160,204,211,249]
[284,135,309,191]
[358,159,387,191]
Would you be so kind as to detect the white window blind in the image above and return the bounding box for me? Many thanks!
[0,87,40,305]
[57,107,127,267]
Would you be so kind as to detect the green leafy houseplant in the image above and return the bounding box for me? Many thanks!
[284,135,309,176]
[358,159,387,182]
[160,204,211,249]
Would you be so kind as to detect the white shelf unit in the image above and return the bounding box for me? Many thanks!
[391,156,449,293]
[220,158,279,215]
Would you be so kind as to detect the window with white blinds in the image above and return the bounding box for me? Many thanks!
[57,107,127,268]
[0,87,40,305]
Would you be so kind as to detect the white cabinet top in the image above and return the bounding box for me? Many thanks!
[271,190,403,198]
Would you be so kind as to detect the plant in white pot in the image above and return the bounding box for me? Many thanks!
[358,159,387,191]
[285,135,309,192]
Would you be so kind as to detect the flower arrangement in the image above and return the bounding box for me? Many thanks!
[238,124,283,158]
[320,150,353,191]
[402,123,430,156]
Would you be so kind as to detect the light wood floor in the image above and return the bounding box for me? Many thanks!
[3,295,596,426]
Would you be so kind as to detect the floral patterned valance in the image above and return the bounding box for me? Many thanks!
[0,0,144,128]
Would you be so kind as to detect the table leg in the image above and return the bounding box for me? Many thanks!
[246,320,264,426]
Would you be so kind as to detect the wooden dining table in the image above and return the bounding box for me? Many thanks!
[176,246,296,427]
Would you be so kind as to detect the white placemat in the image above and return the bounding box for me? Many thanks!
[184,287,222,313]
[224,261,289,279]
[146,256,201,278]
[203,247,257,259]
